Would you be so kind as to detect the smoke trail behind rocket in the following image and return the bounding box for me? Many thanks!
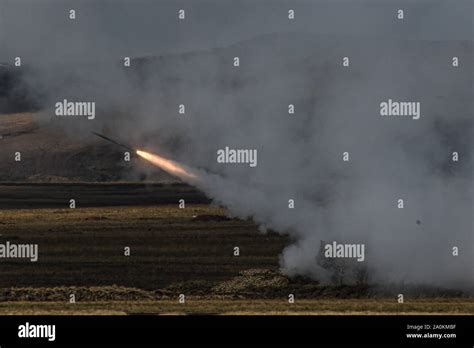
[92,131,134,151]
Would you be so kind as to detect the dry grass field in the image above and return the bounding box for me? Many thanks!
[0,200,286,289]
[0,298,472,316]
[0,184,472,315]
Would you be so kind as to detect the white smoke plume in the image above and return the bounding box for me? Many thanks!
[1,0,472,290]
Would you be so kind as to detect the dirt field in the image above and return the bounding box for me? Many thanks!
[0,185,286,289]
[0,183,472,315]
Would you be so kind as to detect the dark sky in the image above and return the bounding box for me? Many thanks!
[0,0,472,63]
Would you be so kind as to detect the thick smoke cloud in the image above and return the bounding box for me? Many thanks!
[1,1,472,290]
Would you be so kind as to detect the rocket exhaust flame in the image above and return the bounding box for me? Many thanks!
[136,150,199,182]
[92,131,199,183]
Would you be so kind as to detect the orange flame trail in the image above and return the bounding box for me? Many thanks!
[136,150,198,181]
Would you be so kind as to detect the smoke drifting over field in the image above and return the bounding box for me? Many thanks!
[1,1,472,290]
